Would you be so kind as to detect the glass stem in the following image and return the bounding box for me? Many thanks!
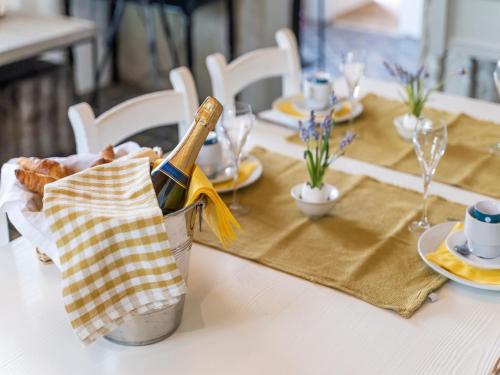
[231,157,240,206]
[421,172,432,223]
[348,88,355,124]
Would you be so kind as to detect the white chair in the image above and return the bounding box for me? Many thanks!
[69,66,199,154]
[206,28,301,108]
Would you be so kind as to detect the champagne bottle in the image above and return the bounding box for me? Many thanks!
[151,96,223,214]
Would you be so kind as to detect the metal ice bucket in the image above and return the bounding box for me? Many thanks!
[104,200,203,346]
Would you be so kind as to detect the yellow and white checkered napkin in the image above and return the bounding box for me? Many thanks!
[43,158,186,345]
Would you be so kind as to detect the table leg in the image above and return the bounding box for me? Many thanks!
[62,0,75,77]
[91,36,100,108]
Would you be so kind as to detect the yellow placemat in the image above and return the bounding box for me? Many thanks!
[427,223,500,284]
[286,94,500,198]
[195,147,465,318]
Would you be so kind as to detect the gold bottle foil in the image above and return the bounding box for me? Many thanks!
[166,96,223,179]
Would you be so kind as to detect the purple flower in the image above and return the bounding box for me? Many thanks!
[310,125,320,141]
[298,120,310,142]
[306,111,320,141]
[415,66,425,80]
[330,92,339,106]
[383,61,396,78]
[320,111,333,135]
[339,131,356,150]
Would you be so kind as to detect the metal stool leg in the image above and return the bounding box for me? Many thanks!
[98,0,126,85]
[185,13,193,70]
[143,1,162,88]
[158,2,180,67]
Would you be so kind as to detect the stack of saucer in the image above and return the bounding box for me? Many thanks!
[418,200,500,291]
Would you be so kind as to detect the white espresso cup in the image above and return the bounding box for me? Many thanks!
[464,205,500,259]
[303,72,333,111]
[196,132,222,178]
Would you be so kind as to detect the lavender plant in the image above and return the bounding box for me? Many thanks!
[298,111,356,189]
[383,62,466,118]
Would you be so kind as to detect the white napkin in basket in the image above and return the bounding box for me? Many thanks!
[0,142,140,267]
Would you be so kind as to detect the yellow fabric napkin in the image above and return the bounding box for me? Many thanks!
[426,223,500,284]
[43,158,186,345]
[212,161,258,191]
[185,165,240,248]
[276,95,351,120]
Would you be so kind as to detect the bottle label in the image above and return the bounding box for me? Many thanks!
[158,161,189,189]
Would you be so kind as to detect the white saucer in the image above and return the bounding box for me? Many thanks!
[291,95,335,117]
[417,222,500,291]
[215,155,263,194]
[272,95,364,124]
[209,167,234,184]
[445,230,500,270]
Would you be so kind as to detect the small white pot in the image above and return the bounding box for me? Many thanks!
[394,113,419,141]
[301,183,330,203]
[291,183,340,219]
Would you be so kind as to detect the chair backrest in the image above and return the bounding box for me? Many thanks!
[206,28,301,107]
[68,67,199,154]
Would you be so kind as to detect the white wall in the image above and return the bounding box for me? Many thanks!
[397,0,423,39]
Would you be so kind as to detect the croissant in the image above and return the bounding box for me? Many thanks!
[15,169,56,196]
[17,157,75,179]
[100,145,115,161]
[91,158,112,167]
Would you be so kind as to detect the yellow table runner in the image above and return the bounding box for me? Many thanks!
[195,147,465,318]
[286,94,500,198]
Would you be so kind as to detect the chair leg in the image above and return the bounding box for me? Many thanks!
[98,0,126,85]
[317,0,325,71]
[225,0,235,59]
[158,3,180,68]
[292,0,301,48]
[143,1,162,88]
[185,13,193,70]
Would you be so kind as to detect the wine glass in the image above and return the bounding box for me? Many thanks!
[220,102,254,215]
[409,118,448,234]
[340,50,366,112]
[492,61,500,155]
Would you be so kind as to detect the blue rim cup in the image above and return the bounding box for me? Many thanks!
[464,206,500,259]
[473,200,500,224]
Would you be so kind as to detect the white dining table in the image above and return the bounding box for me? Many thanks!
[1,78,499,375]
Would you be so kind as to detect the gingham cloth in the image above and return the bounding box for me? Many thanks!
[43,158,186,345]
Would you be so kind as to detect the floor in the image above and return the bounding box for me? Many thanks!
[334,2,399,36]
[300,17,420,82]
